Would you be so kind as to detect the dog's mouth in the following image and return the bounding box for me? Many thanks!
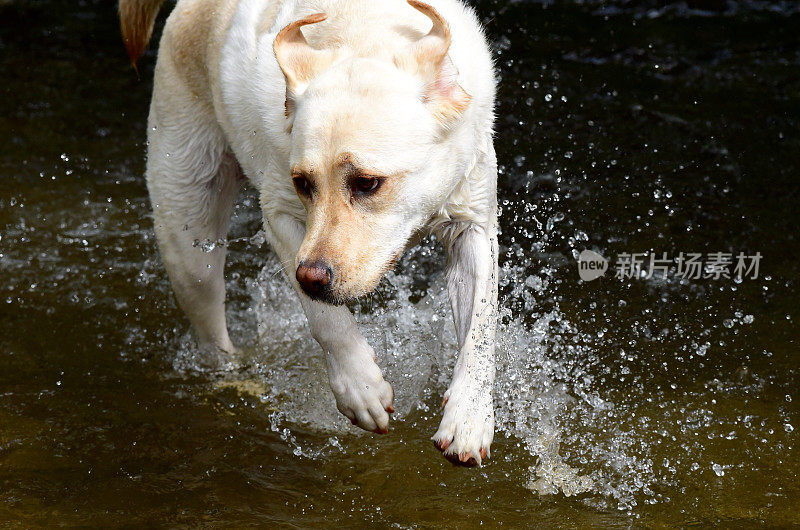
[385,250,403,271]
[304,287,357,307]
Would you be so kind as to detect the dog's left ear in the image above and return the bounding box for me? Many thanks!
[273,13,335,117]
[395,0,471,126]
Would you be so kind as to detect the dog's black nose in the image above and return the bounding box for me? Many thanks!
[296,260,333,298]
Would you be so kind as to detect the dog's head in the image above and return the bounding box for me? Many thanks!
[273,1,471,305]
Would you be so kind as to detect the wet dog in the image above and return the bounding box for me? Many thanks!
[120,0,498,465]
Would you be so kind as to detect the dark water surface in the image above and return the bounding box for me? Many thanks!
[1,0,798,526]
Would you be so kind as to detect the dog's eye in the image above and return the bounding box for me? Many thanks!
[293,176,312,197]
[352,177,382,195]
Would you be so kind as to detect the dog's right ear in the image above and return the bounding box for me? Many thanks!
[273,13,334,118]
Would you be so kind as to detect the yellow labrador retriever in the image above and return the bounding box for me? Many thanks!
[120,0,498,465]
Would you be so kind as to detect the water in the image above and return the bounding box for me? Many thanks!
[1,0,798,526]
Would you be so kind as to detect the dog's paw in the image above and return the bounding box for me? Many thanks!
[432,382,494,466]
[326,346,394,434]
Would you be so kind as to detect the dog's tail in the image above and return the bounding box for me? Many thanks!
[119,0,167,68]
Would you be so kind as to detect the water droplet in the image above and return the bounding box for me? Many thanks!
[192,238,226,253]
[545,212,564,232]
[249,230,266,247]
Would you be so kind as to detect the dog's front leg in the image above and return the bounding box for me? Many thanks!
[263,211,394,433]
[433,220,498,465]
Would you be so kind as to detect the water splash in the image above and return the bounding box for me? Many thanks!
[167,241,674,510]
